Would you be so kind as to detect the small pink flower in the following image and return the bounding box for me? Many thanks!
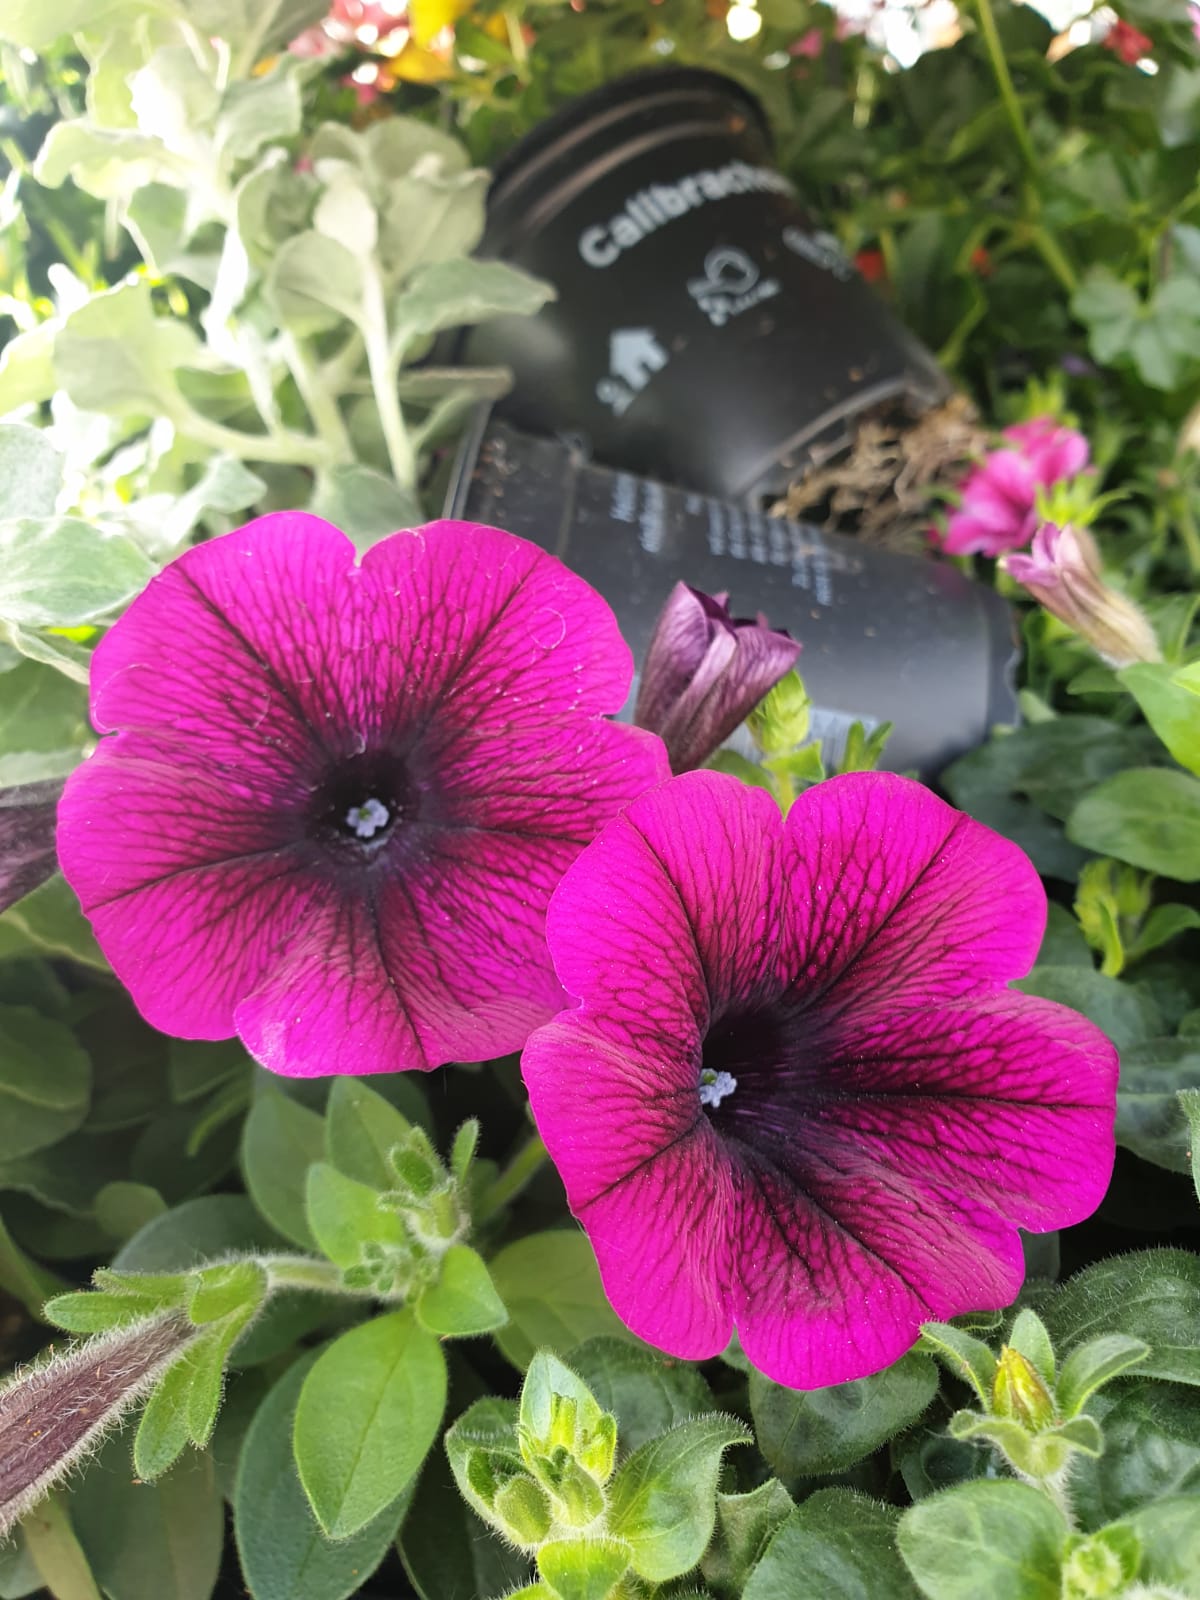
[939,417,1090,558]
[1005,523,1162,667]
[1102,17,1153,63]
[790,27,824,58]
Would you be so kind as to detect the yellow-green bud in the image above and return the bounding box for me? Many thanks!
[991,1346,1056,1430]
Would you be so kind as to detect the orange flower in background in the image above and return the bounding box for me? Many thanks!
[1102,17,1153,63]
[969,245,993,277]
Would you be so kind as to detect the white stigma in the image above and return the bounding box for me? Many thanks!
[699,1068,738,1109]
[345,797,390,839]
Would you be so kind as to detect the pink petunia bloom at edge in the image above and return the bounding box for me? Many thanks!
[940,417,1090,557]
[521,769,1118,1389]
[57,514,669,1078]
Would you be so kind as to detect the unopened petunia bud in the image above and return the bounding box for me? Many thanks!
[0,1314,195,1538]
[634,583,801,773]
[492,1474,553,1546]
[0,779,64,916]
[991,1346,1057,1431]
[1004,523,1162,668]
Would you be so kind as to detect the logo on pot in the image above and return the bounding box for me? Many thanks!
[781,226,854,281]
[687,247,780,327]
[595,327,669,417]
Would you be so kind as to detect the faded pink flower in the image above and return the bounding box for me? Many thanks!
[1005,522,1162,667]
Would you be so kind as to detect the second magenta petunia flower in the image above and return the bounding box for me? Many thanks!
[521,770,1118,1389]
[56,514,668,1077]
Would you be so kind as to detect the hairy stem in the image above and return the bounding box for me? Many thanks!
[972,0,1039,175]
[361,262,416,489]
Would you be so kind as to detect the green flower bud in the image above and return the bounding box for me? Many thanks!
[991,1345,1057,1431]
[493,1475,554,1548]
[748,668,811,756]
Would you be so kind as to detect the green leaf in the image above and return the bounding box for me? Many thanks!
[70,1432,223,1600]
[397,1440,532,1600]
[1181,1088,1200,1206]
[266,233,365,333]
[1039,1249,1200,1387]
[185,0,330,62]
[53,283,202,419]
[1067,768,1200,881]
[114,1194,286,1272]
[95,1181,168,1244]
[1120,662,1200,777]
[241,1084,324,1248]
[607,1414,751,1582]
[897,1480,1067,1600]
[0,322,59,414]
[304,1159,407,1270]
[0,1525,42,1599]
[749,1352,938,1482]
[489,1230,634,1369]
[1128,1493,1200,1592]
[568,1336,717,1455]
[416,1243,508,1337]
[443,1394,524,1531]
[394,258,555,350]
[743,1489,919,1600]
[0,874,108,970]
[324,1076,413,1190]
[309,464,423,554]
[134,1355,200,1481]
[0,425,63,521]
[0,659,90,787]
[537,1538,632,1600]
[1069,1382,1200,1529]
[1006,1309,1056,1386]
[1057,1334,1151,1417]
[234,1351,399,1600]
[0,0,157,51]
[0,517,155,628]
[1116,1038,1200,1172]
[20,1494,103,1600]
[702,1480,795,1599]
[292,1310,447,1539]
[1016,964,1161,1050]
[0,1209,65,1318]
[0,1004,91,1161]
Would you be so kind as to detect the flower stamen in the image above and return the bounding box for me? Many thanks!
[699,1067,738,1109]
[345,797,391,839]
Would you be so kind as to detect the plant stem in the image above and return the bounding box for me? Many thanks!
[360,262,416,489]
[477,1133,548,1225]
[172,403,335,469]
[1174,491,1200,576]
[1028,223,1078,297]
[263,1257,357,1296]
[973,0,1039,176]
[279,329,355,464]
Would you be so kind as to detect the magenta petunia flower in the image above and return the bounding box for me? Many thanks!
[57,514,668,1077]
[1005,522,1161,668]
[940,417,1090,558]
[634,584,800,774]
[522,770,1118,1389]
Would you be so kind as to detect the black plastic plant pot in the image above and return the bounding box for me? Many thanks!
[460,66,950,503]
[446,416,1018,777]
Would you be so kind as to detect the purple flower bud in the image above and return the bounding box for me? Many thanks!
[1005,523,1162,668]
[0,779,64,916]
[634,585,801,774]
[0,1314,194,1538]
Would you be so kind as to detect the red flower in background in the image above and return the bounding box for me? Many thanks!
[855,248,886,284]
[1102,18,1153,63]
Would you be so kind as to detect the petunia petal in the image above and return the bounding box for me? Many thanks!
[88,514,365,772]
[776,771,1046,1014]
[521,1013,735,1358]
[543,770,785,1028]
[360,520,638,736]
[57,736,322,1037]
[729,1149,1024,1387]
